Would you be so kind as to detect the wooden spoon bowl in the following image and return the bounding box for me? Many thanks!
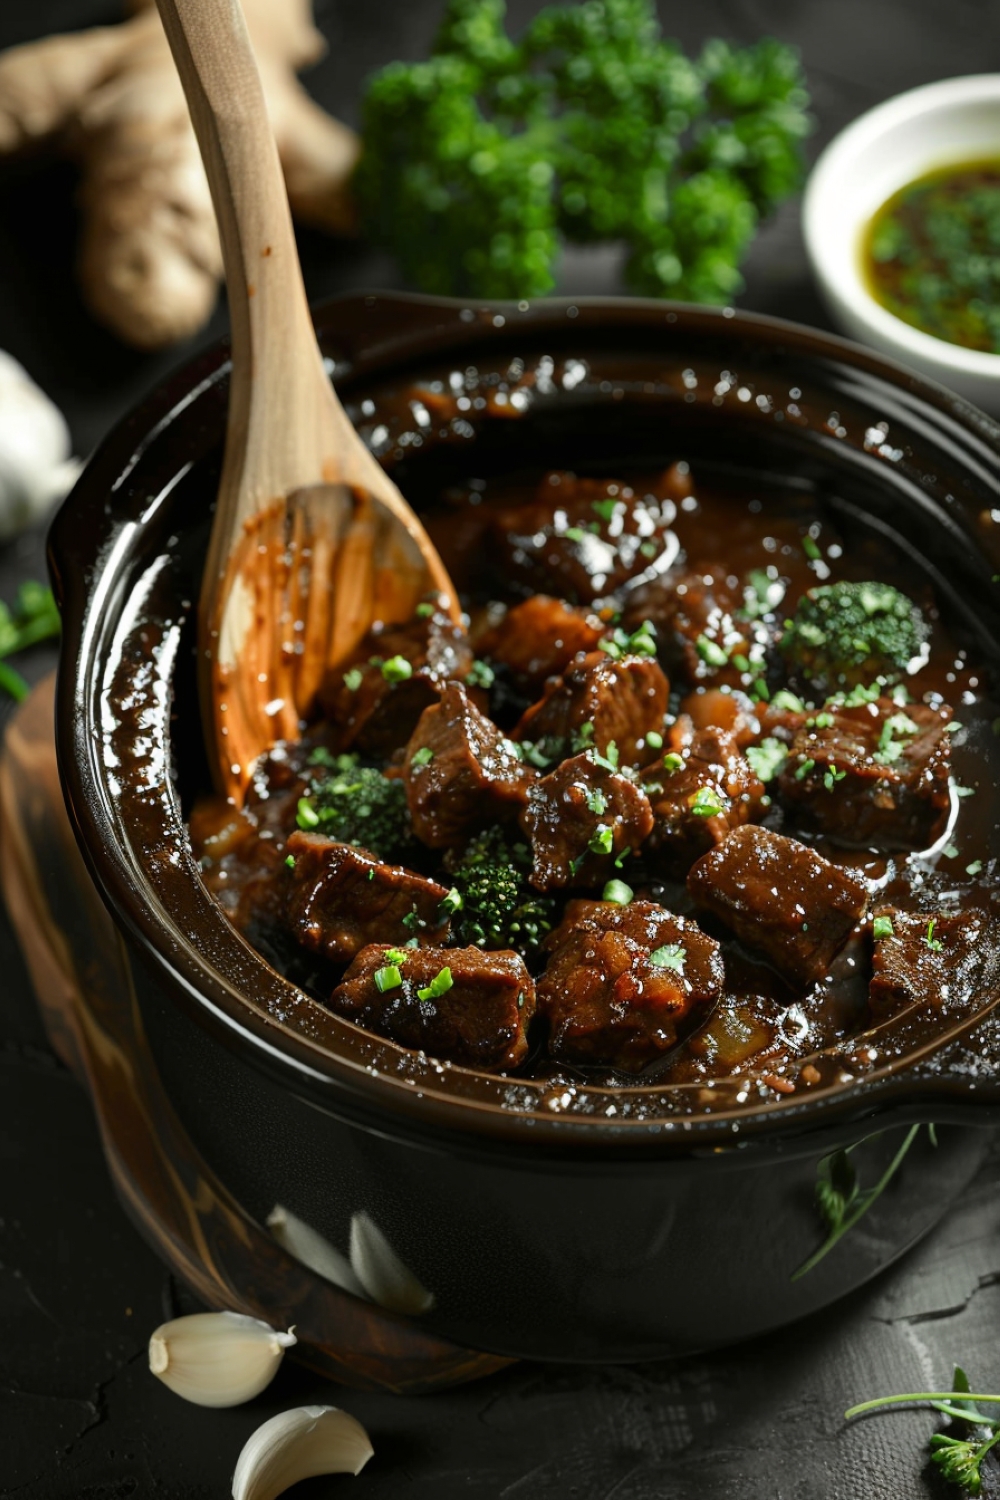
[155,0,459,803]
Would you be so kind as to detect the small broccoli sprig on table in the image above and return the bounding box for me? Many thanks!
[780,580,929,695]
[355,0,811,303]
[296,750,417,864]
[446,826,556,959]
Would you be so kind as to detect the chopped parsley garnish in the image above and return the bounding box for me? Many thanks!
[571,721,596,752]
[696,634,729,668]
[802,534,822,561]
[598,621,657,659]
[689,786,726,817]
[374,964,403,993]
[285,854,296,869]
[663,751,685,772]
[602,879,633,905]
[588,823,614,855]
[614,845,632,869]
[924,919,943,952]
[466,658,496,689]
[794,757,815,780]
[563,526,587,543]
[415,601,435,618]
[384,948,408,964]
[823,764,847,790]
[771,688,806,713]
[342,667,364,692]
[592,497,618,522]
[742,568,786,619]
[872,915,894,940]
[590,740,620,773]
[411,745,435,767]
[645,730,663,750]
[439,887,464,917]
[877,711,919,765]
[587,788,608,815]
[745,737,788,782]
[417,966,454,1002]
[649,943,686,973]
[296,797,320,829]
[381,654,414,682]
[967,859,984,876]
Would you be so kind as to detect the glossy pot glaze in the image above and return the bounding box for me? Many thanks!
[51,295,1000,1362]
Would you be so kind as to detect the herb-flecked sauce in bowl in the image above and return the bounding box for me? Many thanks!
[864,158,1000,354]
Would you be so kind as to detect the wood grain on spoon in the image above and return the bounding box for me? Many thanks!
[154,0,459,803]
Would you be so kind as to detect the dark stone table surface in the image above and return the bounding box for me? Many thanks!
[2,2,999,1496]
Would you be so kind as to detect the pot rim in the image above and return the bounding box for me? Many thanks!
[50,291,1000,1156]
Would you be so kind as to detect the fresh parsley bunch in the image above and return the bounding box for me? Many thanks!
[356,0,811,303]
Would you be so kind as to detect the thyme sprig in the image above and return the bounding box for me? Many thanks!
[791,1123,933,1280]
[846,1367,1000,1494]
[0,581,60,701]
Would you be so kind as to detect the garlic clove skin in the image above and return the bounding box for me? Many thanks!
[232,1406,373,1500]
[0,350,80,539]
[148,1310,296,1408]
[266,1204,368,1300]
[348,1211,435,1315]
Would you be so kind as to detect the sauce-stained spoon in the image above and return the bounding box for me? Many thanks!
[154,0,460,803]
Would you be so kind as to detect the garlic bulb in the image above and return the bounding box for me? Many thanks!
[148,1311,296,1407]
[0,350,80,540]
[231,1406,373,1500]
[267,1204,368,1300]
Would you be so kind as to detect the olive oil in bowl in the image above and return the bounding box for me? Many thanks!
[862,159,1000,354]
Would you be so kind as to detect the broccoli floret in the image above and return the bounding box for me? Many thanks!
[355,0,810,303]
[447,826,556,958]
[296,750,416,863]
[780,581,929,694]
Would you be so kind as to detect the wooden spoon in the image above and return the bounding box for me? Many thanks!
[154,0,460,803]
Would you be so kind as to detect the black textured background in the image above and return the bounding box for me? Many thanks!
[2,3,1000,1497]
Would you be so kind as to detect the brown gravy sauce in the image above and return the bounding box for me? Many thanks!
[191,448,1000,1098]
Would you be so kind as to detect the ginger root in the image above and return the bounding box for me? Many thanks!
[0,0,359,349]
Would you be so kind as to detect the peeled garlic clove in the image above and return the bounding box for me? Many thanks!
[266,1204,368,1300]
[349,1211,435,1315]
[148,1310,296,1407]
[232,1406,373,1500]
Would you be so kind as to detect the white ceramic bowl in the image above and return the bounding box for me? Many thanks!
[803,74,1000,414]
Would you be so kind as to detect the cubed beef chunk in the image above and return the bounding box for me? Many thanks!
[489,471,679,603]
[869,906,997,1021]
[519,752,654,891]
[331,944,535,1071]
[678,686,761,747]
[622,566,768,689]
[285,832,450,962]
[778,697,952,851]
[538,900,724,1071]
[687,826,869,988]
[513,650,669,766]
[403,683,535,848]
[474,595,605,693]
[318,608,476,754]
[641,726,767,873]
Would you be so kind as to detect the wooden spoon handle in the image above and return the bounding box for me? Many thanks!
[155,0,334,533]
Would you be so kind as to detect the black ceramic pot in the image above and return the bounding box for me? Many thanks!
[51,294,1000,1363]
